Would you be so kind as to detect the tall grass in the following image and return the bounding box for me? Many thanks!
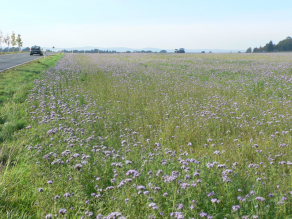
[0,54,62,186]
[1,53,292,218]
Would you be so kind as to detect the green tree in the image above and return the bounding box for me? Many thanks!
[3,33,11,52]
[11,31,16,52]
[246,47,252,53]
[266,41,274,52]
[275,36,292,51]
[0,29,3,54]
[253,37,292,53]
[16,34,23,52]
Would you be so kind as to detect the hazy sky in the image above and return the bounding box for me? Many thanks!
[1,0,292,50]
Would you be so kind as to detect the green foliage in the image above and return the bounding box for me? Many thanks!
[10,32,16,53]
[245,47,252,53]
[0,54,62,165]
[266,41,274,52]
[275,37,292,51]
[16,34,23,52]
[254,37,292,52]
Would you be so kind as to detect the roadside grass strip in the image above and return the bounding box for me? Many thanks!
[1,53,292,218]
[0,54,62,217]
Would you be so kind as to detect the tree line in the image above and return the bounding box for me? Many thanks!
[61,49,166,53]
[0,29,23,53]
[246,36,292,53]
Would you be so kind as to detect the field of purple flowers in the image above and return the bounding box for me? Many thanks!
[1,52,292,218]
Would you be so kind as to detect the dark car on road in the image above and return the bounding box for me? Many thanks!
[30,46,43,56]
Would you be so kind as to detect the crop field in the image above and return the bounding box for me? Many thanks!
[1,52,292,219]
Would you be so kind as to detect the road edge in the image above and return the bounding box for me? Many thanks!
[0,54,55,73]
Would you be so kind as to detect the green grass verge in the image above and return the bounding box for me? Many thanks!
[0,53,62,176]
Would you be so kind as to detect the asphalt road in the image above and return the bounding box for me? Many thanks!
[0,52,55,72]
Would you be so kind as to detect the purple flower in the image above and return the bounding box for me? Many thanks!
[38,188,43,192]
[232,205,241,211]
[136,185,145,190]
[207,191,215,197]
[73,163,83,170]
[106,212,122,218]
[47,180,53,184]
[180,183,190,189]
[149,202,159,210]
[200,212,208,217]
[45,214,52,219]
[193,172,200,177]
[59,209,67,215]
[64,193,71,197]
[281,196,287,201]
[170,212,184,219]
[255,197,265,202]
[96,214,103,219]
[211,198,217,203]
[106,186,114,190]
[125,160,132,165]
[211,198,220,203]
[177,203,183,210]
